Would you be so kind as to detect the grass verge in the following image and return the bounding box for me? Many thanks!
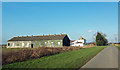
[2,46,106,69]
[115,46,120,50]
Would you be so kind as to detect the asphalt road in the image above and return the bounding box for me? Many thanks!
[81,46,118,68]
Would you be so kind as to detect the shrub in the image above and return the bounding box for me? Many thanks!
[2,49,33,64]
[30,47,52,58]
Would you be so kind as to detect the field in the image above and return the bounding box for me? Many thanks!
[115,46,120,50]
[2,46,106,69]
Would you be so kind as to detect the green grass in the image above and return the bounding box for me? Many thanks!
[2,46,106,69]
[115,46,120,50]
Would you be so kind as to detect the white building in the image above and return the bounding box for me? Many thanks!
[71,37,86,46]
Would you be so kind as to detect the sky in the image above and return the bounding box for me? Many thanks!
[2,0,120,2]
[2,2,118,44]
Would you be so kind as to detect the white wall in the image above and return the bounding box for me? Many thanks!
[71,39,86,47]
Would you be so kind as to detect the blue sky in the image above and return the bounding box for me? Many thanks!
[2,0,120,2]
[2,2,118,44]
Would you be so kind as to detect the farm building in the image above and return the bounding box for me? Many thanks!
[71,37,86,46]
[7,34,70,48]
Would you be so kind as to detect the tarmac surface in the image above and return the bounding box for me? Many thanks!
[81,46,118,69]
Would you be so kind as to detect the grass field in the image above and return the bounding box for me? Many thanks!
[2,46,106,69]
[115,46,120,50]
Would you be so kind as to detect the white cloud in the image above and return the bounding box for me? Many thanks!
[88,30,93,33]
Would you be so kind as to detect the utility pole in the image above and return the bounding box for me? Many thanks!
[114,34,117,43]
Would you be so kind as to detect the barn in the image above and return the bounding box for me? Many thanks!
[7,34,70,48]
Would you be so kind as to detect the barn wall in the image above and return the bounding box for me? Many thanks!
[31,40,63,48]
[7,41,31,48]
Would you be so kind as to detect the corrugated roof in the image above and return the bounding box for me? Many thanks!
[8,34,67,41]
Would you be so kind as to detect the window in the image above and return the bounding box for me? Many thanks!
[45,42,47,46]
[8,43,10,46]
[12,43,14,46]
[58,42,60,45]
[27,43,29,46]
[38,42,41,45]
[22,43,24,47]
[51,42,53,46]
[45,42,47,44]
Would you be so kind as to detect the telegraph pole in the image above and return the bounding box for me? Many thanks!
[114,34,117,43]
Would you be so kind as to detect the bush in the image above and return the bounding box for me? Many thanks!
[30,47,52,58]
[2,49,33,64]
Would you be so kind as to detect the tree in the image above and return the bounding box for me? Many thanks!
[96,32,108,46]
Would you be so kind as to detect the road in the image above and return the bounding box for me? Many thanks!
[81,46,118,69]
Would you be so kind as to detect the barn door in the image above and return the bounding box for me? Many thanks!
[31,44,33,48]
